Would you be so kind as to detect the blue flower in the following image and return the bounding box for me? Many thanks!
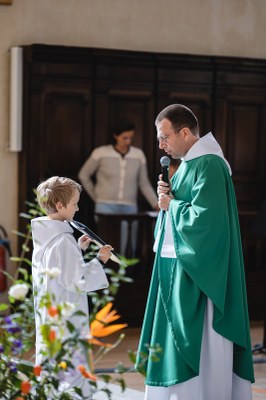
[7,361,17,373]
[0,344,4,353]
[4,316,12,324]
[11,339,23,354]
[7,324,21,334]
[3,316,21,333]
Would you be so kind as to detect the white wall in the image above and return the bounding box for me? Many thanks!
[0,0,265,293]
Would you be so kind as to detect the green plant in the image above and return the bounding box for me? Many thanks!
[0,278,130,399]
[0,193,140,399]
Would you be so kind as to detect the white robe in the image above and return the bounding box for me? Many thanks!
[31,217,109,398]
[147,133,253,400]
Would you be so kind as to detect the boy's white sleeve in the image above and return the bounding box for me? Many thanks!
[80,258,109,292]
[55,236,109,293]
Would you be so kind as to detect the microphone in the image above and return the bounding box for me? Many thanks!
[159,156,170,224]
[160,156,170,186]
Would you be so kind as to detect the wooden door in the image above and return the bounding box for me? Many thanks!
[214,58,266,319]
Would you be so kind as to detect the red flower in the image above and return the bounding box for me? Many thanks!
[48,329,56,342]
[47,306,58,318]
[33,365,42,376]
[21,380,31,394]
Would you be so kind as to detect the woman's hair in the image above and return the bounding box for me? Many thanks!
[36,176,82,214]
[110,119,135,143]
[155,104,199,136]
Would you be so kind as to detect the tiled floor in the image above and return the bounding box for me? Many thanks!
[22,323,266,399]
[96,323,266,399]
[251,323,266,399]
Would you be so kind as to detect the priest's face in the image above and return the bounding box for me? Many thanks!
[156,118,194,159]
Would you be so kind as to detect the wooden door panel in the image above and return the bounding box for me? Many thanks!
[27,85,92,184]
[215,94,266,210]
[156,55,214,153]
[43,89,92,177]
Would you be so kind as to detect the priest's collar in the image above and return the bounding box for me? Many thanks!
[182,132,232,175]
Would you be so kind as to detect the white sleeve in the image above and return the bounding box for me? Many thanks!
[79,258,109,292]
[78,150,100,201]
[55,236,109,293]
[138,151,158,208]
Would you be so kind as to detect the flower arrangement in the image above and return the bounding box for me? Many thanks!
[0,271,130,399]
[0,195,138,399]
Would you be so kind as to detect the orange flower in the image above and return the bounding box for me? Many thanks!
[48,329,56,342]
[33,365,42,376]
[21,380,31,394]
[90,302,127,338]
[77,365,97,381]
[47,306,58,318]
[77,365,86,374]
[15,398,24,400]
[83,371,97,381]
[89,337,113,347]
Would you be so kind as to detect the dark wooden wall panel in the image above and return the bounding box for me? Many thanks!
[43,89,92,176]
[231,104,258,173]
[215,56,266,211]
[155,55,214,176]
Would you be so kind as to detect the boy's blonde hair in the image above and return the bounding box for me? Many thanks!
[36,176,82,215]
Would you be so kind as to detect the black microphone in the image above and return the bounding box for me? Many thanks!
[160,156,170,185]
[160,156,170,224]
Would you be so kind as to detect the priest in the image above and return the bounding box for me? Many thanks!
[135,104,254,400]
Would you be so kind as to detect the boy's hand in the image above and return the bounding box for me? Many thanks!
[97,245,114,264]
[78,235,92,251]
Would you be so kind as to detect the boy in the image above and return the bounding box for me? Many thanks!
[31,176,113,398]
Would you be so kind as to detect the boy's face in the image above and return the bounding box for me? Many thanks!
[55,188,80,221]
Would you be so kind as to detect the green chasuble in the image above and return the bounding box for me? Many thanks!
[135,154,254,386]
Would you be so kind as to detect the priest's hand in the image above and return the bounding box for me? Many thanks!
[78,235,92,251]
[158,192,173,211]
[157,173,171,196]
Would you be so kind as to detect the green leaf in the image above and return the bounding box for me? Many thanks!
[115,377,126,392]
[128,349,137,364]
[66,320,76,333]
[19,212,32,219]
[0,303,9,311]
[10,257,32,267]
[17,267,29,281]
[11,229,27,238]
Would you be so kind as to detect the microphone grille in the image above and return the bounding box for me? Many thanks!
[160,156,170,167]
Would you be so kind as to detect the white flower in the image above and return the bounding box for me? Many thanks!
[41,267,61,278]
[8,283,29,300]
[61,301,75,317]
[17,371,28,381]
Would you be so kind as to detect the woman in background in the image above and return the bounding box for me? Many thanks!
[78,120,158,255]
